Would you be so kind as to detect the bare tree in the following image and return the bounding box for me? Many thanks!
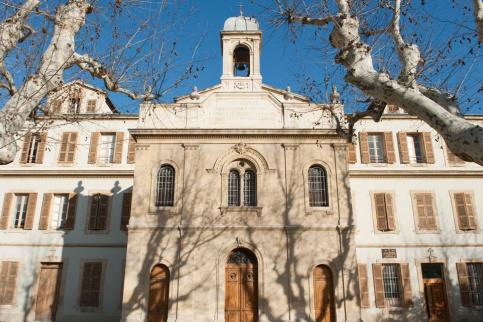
[0,0,205,165]
[257,0,483,165]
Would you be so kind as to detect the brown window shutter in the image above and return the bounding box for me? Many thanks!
[23,193,38,230]
[88,194,100,230]
[384,132,396,163]
[422,132,435,163]
[463,193,477,229]
[447,145,463,164]
[121,192,132,230]
[35,132,48,164]
[358,264,370,308]
[1,193,13,230]
[67,132,78,162]
[87,99,97,113]
[373,263,386,308]
[424,194,437,230]
[385,193,396,230]
[454,193,470,230]
[359,133,370,164]
[347,143,357,164]
[80,262,102,307]
[39,193,53,230]
[456,263,471,307]
[20,134,31,164]
[64,193,77,230]
[58,133,69,162]
[415,193,427,229]
[398,132,409,163]
[113,132,124,163]
[88,132,100,164]
[0,261,19,305]
[96,194,109,230]
[375,193,388,230]
[400,263,413,308]
[127,135,136,164]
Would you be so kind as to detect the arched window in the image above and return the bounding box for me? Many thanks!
[156,165,175,206]
[308,166,328,207]
[233,46,250,77]
[228,170,240,206]
[243,170,256,206]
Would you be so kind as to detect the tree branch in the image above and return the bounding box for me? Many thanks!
[346,100,386,142]
[471,0,483,43]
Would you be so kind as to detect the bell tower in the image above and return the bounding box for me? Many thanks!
[220,9,263,91]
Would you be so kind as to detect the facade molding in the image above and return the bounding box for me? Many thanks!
[349,169,483,178]
[0,169,134,178]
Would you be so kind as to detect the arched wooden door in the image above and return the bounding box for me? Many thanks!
[148,265,169,322]
[313,265,336,322]
[225,248,258,322]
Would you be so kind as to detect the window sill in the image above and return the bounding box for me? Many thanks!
[42,229,68,235]
[149,206,178,215]
[306,208,332,216]
[75,306,103,313]
[84,228,110,235]
[220,206,263,217]
[3,228,29,234]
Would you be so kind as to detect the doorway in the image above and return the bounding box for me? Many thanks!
[225,248,258,322]
[313,265,336,322]
[148,264,169,322]
[422,263,450,321]
[35,262,63,321]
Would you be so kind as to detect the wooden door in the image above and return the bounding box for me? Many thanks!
[424,279,450,321]
[35,263,63,321]
[313,265,336,322]
[148,265,169,322]
[225,249,258,322]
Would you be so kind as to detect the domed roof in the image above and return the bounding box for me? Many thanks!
[223,13,259,31]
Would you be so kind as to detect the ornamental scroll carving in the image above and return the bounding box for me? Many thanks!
[234,142,247,154]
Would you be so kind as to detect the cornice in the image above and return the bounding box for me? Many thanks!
[357,243,483,248]
[349,169,483,178]
[0,243,127,248]
[0,170,134,178]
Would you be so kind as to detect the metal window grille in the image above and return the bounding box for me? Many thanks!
[308,166,329,207]
[243,170,256,206]
[51,195,68,228]
[467,263,483,306]
[228,170,240,206]
[156,165,175,206]
[27,135,39,163]
[14,195,29,228]
[382,264,402,307]
[98,134,115,163]
[368,134,385,163]
[407,134,424,163]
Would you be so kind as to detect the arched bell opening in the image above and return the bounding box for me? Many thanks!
[225,248,258,321]
[233,46,250,77]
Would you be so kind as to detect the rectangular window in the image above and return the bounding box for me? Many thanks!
[374,192,397,231]
[98,134,116,163]
[446,143,464,164]
[86,99,97,113]
[368,134,385,163]
[79,262,102,307]
[382,264,402,307]
[88,194,109,230]
[453,193,477,231]
[58,132,78,163]
[51,195,68,228]
[69,98,80,113]
[20,133,47,164]
[399,132,435,164]
[26,135,40,163]
[406,134,423,163]
[0,261,19,305]
[13,194,29,228]
[467,263,483,306]
[374,263,413,308]
[413,193,437,231]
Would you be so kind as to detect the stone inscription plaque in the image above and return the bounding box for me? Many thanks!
[208,99,280,125]
[382,249,397,258]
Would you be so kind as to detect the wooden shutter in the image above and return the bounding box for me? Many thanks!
[358,264,370,308]
[96,194,109,230]
[58,133,69,162]
[80,262,102,307]
[113,132,124,163]
[20,134,31,163]
[23,193,38,230]
[456,263,471,307]
[385,193,396,230]
[59,133,77,163]
[88,132,100,164]
[127,135,136,164]
[384,132,396,163]
[464,193,477,229]
[121,192,132,230]
[0,261,19,305]
[88,194,100,230]
[39,193,53,230]
[374,193,388,231]
[454,193,476,230]
[424,194,437,230]
[359,133,370,163]
[398,132,410,163]
[35,132,48,164]
[64,193,77,230]
[415,193,437,230]
[87,99,97,113]
[447,145,463,164]
[422,132,435,163]
[400,263,413,308]
[1,193,13,229]
[373,264,386,308]
[347,143,357,164]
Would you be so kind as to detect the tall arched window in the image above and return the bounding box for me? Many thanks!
[308,166,329,207]
[243,170,256,206]
[156,165,175,206]
[228,170,240,206]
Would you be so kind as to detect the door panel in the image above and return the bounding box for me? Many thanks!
[35,263,63,321]
[314,265,335,322]
[425,279,449,321]
[148,265,169,322]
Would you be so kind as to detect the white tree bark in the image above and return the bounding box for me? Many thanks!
[472,0,483,43]
[288,0,483,165]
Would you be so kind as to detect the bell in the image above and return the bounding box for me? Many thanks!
[236,63,246,71]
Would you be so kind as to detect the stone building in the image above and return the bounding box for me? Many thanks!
[0,12,482,322]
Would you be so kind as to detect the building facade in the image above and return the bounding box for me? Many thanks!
[0,13,482,322]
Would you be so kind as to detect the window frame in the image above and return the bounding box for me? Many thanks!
[0,192,37,230]
[302,161,333,216]
[57,132,78,164]
[76,260,106,312]
[373,262,413,309]
[98,133,116,164]
[225,161,258,208]
[449,191,480,234]
[84,192,112,234]
[150,161,181,214]
[368,133,386,163]
[456,260,483,309]
[308,165,329,207]
[156,165,176,207]
[410,191,440,234]
[0,261,20,306]
[359,132,396,164]
[370,191,399,234]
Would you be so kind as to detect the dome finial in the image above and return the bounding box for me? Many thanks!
[238,3,244,17]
